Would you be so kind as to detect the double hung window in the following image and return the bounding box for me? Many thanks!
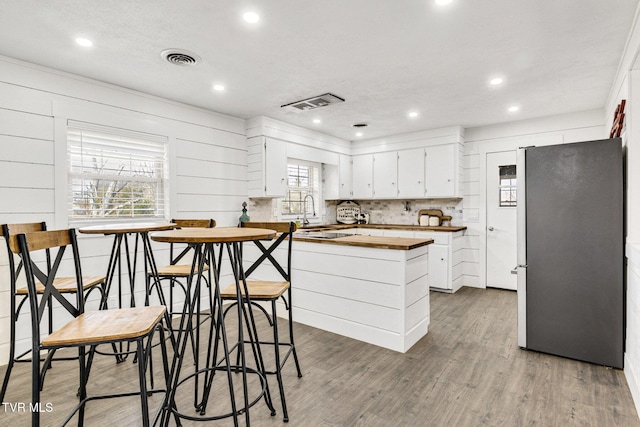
[281,160,320,218]
[67,121,168,221]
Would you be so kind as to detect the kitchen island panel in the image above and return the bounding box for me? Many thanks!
[292,243,414,285]
[406,293,430,331]
[294,288,402,333]
[291,240,430,352]
[293,270,402,309]
[406,269,429,307]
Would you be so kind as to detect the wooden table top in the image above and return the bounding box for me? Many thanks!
[78,222,176,235]
[150,227,276,244]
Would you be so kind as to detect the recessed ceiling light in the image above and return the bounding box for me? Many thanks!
[355,132,363,137]
[243,11,260,23]
[313,119,321,124]
[508,105,520,113]
[490,77,504,86]
[75,37,93,47]
[213,84,225,92]
[435,0,453,5]
[408,111,419,118]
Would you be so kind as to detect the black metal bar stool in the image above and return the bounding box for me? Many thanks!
[220,221,303,422]
[0,222,106,404]
[13,228,169,426]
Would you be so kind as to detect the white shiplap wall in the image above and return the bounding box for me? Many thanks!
[462,110,607,288]
[0,55,247,365]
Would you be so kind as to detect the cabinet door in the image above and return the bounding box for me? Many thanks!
[398,148,426,198]
[264,138,287,197]
[352,154,373,198]
[428,244,450,289]
[425,144,455,197]
[339,154,353,199]
[373,152,398,198]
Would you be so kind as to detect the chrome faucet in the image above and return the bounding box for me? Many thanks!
[302,194,316,226]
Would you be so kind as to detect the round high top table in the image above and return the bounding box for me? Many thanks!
[150,227,277,426]
[79,221,176,361]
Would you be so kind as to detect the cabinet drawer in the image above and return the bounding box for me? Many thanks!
[414,231,450,245]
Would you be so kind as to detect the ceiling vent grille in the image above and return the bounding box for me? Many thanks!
[161,49,201,66]
[281,93,345,113]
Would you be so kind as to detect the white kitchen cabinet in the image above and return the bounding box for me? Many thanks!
[352,154,373,198]
[425,144,456,197]
[373,151,398,198]
[427,245,449,290]
[339,154,353,199]
[414,230,465,292]
[398,148,426,198]
[248,136,287,198]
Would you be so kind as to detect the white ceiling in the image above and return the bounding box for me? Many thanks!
[0,0,638,141]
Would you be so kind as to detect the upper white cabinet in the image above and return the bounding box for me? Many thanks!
[352,154,373,198]
[398,148,426,198]
[248,136,287,198]
[373,151,398,198]
[425,144,457,197]
[333,143,462,200]
[338,154,353,199]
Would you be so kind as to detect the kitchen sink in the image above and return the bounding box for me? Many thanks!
[294,231,352,239]
[298,225,333,231]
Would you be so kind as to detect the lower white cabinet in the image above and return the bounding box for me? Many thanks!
[413,230,464,292]
[369,228,464,293]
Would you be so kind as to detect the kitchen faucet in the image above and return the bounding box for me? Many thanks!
[302,194,316,226]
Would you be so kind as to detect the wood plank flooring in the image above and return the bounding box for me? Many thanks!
[1,287,638,426]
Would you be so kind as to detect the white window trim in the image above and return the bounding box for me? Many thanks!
[67,120,168,224]
[279,158,323,224]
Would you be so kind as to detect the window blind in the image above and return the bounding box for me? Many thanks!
[282,162,320,215]
[67,121,168,220]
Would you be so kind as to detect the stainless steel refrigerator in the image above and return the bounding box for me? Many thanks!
[516,138,624,369]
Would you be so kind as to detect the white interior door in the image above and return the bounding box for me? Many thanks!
[486,151,517,290]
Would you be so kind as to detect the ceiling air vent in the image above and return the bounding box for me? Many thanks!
[281,93,345,113]
[160,49,201,66]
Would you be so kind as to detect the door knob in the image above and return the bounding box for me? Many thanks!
[488,226,494,231]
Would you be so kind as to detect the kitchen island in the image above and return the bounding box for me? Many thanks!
[243,233,433,353]
[298,223,467,293]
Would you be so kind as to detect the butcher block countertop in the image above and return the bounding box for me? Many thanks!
[293,234,433,250]
[300,223,467,232]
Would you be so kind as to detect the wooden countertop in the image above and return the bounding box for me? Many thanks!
[293,234,433,250]
[300,223,467,232]
[150,227,276,244]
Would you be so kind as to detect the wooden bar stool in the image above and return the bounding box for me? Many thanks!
[0,222,106,403]
[219,221,303,422]
[13,228,169,426]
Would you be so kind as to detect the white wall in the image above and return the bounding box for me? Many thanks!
[462,110,606,288]
[0,55,247,364]
[611,3,640,414]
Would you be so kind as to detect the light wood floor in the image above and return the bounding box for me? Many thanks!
[1,287,638,426]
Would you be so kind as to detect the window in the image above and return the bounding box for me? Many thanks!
[67,121,167,220]
[499,164,517,207]
[281,161,320,217]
